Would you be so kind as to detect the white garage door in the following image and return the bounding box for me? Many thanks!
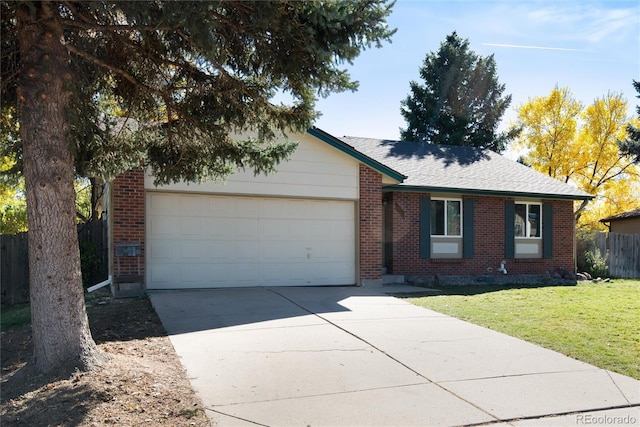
[146,192,356,289]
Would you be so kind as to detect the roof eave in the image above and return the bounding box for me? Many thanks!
[383,185,594,201]
[600,214,640,223]
[307,127,407,183]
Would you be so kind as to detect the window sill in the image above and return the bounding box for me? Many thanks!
[429,258,465,263]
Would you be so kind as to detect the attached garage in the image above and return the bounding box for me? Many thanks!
[109,129,401,292]
[134,130,376,290]
[146,192,356,289]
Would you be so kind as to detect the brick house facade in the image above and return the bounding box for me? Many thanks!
[382,192,576,278]
[110,168,145,292]
[108,128,591,291]
[358,164,383,284]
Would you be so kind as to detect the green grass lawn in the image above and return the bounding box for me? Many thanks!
[403,279,640,380]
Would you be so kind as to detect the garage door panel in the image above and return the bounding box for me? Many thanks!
[311,245,351,260]
[181,218,205,236]
[208,219,236,239]
[234,241,259,261]
[208,242,229,261]
[259,241,296,262]
[147,193,355,289]
[148,193,178,213]
[149,240,173,260]
[149,264,176,287]
[180,266,210,283]
[262,264,308,286]
[234,264,260,285]
[307,263,354,284]
[180,195,211,215]
[326,220,353,237]
[180,242,208,261]
[210,264,234,282]
[149,217,176,237]
[235,198,259,217]
[259,219,289,240]
[236,219,259,240]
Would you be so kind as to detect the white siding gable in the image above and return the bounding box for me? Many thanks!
[145,132,359,199]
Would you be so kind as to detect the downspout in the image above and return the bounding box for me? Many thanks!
[573,208,577,274]
[88,275,112,293]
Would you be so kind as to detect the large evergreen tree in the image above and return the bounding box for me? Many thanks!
[400,31,516,152]
[0,0,395,374]
[618,80,640,162]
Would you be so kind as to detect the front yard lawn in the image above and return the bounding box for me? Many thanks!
[404,279,639,380]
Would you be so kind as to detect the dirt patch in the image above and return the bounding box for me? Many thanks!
[1,290,211,426]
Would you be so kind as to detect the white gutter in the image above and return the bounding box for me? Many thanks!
[88,275,112,293]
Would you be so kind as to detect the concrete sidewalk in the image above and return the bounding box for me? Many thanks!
[149,286,639,426]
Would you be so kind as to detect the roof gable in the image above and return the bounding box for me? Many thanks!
[307,128,406,183]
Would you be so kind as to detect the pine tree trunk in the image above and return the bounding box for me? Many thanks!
[17,2,101,374]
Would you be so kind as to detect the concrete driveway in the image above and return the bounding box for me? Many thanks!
[149,286,639,426]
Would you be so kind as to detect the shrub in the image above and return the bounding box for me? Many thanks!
[583,249,609,278]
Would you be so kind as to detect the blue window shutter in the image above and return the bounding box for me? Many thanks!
[505,200,515,258]
[543,202,553,259]
[420,196,431,258]
[463,199,474,258]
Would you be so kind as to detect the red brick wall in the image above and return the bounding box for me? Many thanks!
[388,192,576,276]
[359,165,383,281]
[547,199,576,271]
[111,168,145,280]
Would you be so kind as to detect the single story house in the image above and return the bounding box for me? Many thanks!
[108,127,592,292]
[600,208,640,234]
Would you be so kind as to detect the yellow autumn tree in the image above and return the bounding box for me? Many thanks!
[513,87,639,230]
[0,154,28,234]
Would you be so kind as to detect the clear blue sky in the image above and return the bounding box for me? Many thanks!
[313,0,640,144]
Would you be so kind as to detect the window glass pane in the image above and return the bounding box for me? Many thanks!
[514,204,526,237]
[529,204,541,237]
[447,200,461,236]
[431,200,444,235]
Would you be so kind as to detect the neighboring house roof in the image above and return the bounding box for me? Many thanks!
[335,134,593,201]
[600,208,640,223]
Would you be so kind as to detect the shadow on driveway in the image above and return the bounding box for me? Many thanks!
[148,285,385,335]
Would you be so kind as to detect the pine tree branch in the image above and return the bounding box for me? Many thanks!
[60,1,177,32]
[65,42,165,98]
[62,18,178,33]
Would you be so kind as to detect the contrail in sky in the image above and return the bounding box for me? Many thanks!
[483,43,587,52]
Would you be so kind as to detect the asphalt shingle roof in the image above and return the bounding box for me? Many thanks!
[600,208,640,222]
[340,136,593,200]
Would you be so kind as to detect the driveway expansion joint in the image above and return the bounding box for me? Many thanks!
[246,348,372,355]
[206,408,268,426]
[606,369,636,404]
[209,382,432,407]
[437,367,604,383]
[459,403,640,427]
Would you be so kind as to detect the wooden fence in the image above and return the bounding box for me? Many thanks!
[1,220,108,306]
[594,232,640,279]
[0,232,29,306]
